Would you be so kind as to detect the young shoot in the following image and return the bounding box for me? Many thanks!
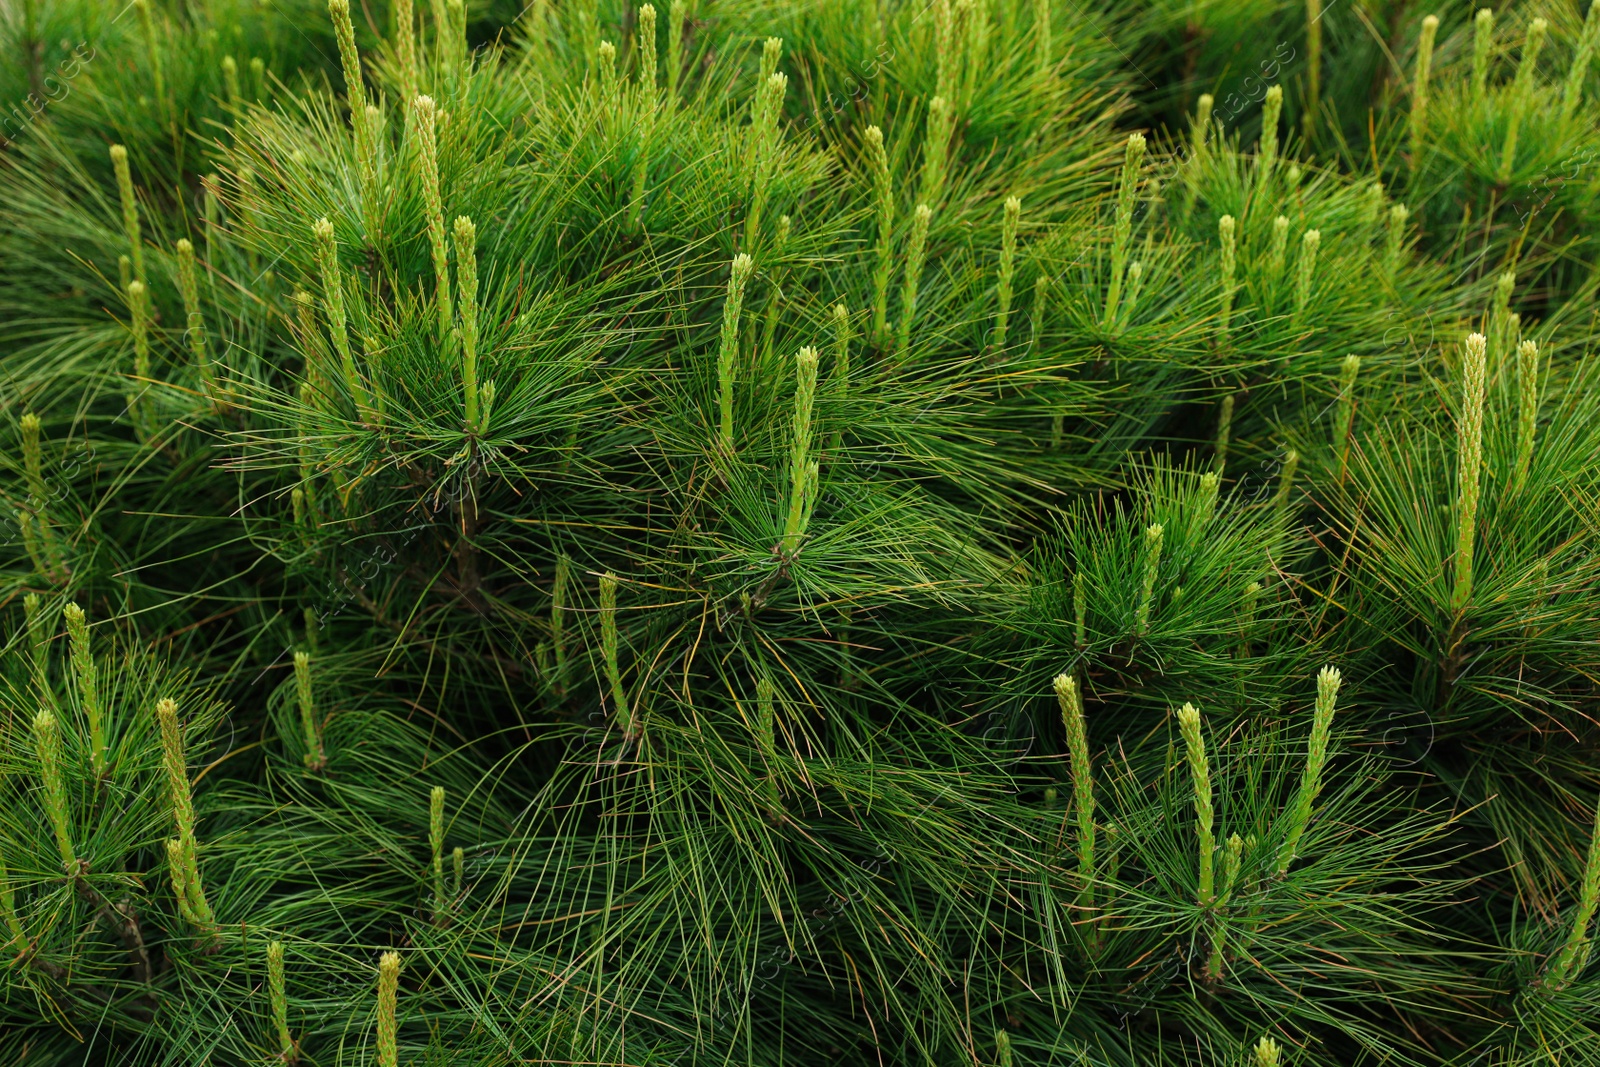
[1277,666,1342,874]
[157,698,217,935]
[1103,133,1145,329]
[1410,15,1440,166]
[294,651,324,770]
[896,204,933,358]
[717,254,756,451]
[64,604,106,777]
[1053,673,1097,920]
[1500,19,1549,182]
[865,126,895,342]
[781,347,820,556]
[995,196,1020,346]
[267,940,296,1060]
[377,951,401,1067]
[33,710,75,871]
[1452,333,1489,612]
[1177,703,1216,905]
[1135,523,1163,636]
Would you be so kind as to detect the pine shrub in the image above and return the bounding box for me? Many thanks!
[2,1,1600,1065]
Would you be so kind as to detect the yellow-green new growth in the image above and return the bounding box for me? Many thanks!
[1135,523,1163,636]
[110,146,144,283]
[1217,215,1236,339]
[1054,674,1097,920]
[933,0,956,99]
[24,593,48,690]
[21,411,42,498]
[1267,215,1289,281]
[1335,354,1360,476]
[1120,257,1145,325]
[377,951,401,1067]
[175,239,221,407]
[1500,18,1547,182]
[1544,791,1600,991]
[294,651,324,769]
[32,710,75,871]
[1214,393,1234,473]
[1563,1,1600,123]
[630,4,659,230]
[312,219,367,418]
[64,604,107,777]
[1255,1036,1282,1067]
[1197,471,1220,525]
[832,303,850,391]
[1219,832,1244,905]
[166,838,200,928]
[1103,133,1146,329]
[1258,84,1282,181]
[1293,228,1320,317]
[1273,449,1300,515]
[994,196,1020,346]
[156,698,217,931]
[599,574,634,738]
[267,940,296,1059]
[919,96,955,207]
[865,126,895,341]
[1177,703,1215,904]
[745,71,788,246]
[1361,179,1386,236]
[667,0,686,98]
[1410,15,1440,166]
[328,0,366,115]
[453,216,483,432]
[394,0,417,103]
[1,856,26,954]
[441,0,467,67]
[782,347,820,556]
[1472,8,1493,108]
[598,40,614,99]
[1452,333,1488,611]
[896,204,934,358]
[19,415,63,581]
[1190,94,1213,169]
[1491,270,1516,364]
[430,785,447,918]
[637,5,658,93]
[328,0,380,235]
[1384,203,1410,280]
[127,279,152,436]
[412,95,453,346]
[1513,340,1540,493]
[755,675,777,761]
[1278,666,1341,874]
[717,254,755,450]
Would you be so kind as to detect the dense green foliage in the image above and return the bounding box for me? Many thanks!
[2,0,1600,1063]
